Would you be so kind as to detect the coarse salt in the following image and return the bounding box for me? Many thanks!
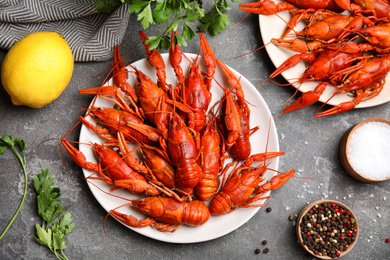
[347,121,390,180]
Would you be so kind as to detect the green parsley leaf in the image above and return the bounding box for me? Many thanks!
[52,228,67,250]
[33,168,54,193]
[182,22,195,41]
[199,0,235,36]
[153,1,171,24]
[137,3,154,29]
[0,135,15,147]
[146,35,163,50]
[128,1,150,13]
[58,213,75,235]
[34,224,52,247]
[213,12,230,36]
[183,10,200,23]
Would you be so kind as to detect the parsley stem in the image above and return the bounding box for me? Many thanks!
[0,146,27,240]
[53,249,68,260]
[61,249,69,260]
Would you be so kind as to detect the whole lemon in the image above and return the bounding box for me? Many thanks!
[1,31,74,108]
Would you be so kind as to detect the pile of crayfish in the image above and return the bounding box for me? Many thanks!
[240,0,390,117]
[61,31,295,233]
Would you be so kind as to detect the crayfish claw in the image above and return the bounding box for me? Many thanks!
[315,101,356,117]
[256,169,295,193]
[284,91,321,113]
[239,1,295,15]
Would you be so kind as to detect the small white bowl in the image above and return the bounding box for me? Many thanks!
[339,118,390,183]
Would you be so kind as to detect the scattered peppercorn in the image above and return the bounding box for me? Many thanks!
[289,214,294,221]
[266,207,272,213]
[255,248,261,254]
[262,240,267,245]
[299,202,357,258]
[386,238,390,243]
[263,248,269,253]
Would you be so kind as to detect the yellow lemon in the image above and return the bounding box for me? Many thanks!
[1,31,74,108]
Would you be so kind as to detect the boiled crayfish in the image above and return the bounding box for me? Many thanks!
[240,0,390,117]
[61,31,295,233]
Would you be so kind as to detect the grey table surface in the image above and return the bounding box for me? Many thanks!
[1,3,390,260]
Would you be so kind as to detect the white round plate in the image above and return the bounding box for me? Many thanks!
[259,1,390,108]
[79,53,280,243]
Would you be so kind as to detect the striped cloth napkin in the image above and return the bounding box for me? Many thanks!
[0,0,131,62]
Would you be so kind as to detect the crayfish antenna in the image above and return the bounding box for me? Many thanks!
[313,90,339,115]
[231,42,271,60]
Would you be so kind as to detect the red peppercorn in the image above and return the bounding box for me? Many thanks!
[336,252,341,257]
[347,221,351,225]
[335,208,339,213]
[340,209,345,214]
[345,244,349,248]
[331,203,336,207]
[340,236,345,240]
[312,206,317,211]
[386,238,390,243]
[353,229,357,233]
[314,251,319,255]
[307,231,311,236]
[348,233,352,237]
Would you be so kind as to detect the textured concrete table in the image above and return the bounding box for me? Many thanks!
[1,2,390,260]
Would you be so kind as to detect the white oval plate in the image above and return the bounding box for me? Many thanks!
[79,53,280,243]
[259,1,390,108]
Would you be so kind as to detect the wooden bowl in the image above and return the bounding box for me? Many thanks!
[296,200,359,259]
[339,118,390,183]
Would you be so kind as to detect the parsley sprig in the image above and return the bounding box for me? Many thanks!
[95,0,239,49]
[33,168,75,260]
[0,135,28,240]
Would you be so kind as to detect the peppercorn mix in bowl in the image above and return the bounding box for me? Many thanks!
[296,200,359,259]
[340,118,390,183]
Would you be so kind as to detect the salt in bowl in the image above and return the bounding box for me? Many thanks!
[296,200,359,259]
[339,118,390,182]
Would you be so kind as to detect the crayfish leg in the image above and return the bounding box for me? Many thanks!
[151,222,182,233]
[110,210,155,228]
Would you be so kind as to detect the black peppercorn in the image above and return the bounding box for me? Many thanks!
[263,248,269,253]
[255,249,261,254]
[266,207,272,212]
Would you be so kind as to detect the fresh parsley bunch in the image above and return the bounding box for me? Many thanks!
[95,0,239,49]
[33,168,75,260]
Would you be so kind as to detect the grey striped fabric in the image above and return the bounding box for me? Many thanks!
[0,0,130,62]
